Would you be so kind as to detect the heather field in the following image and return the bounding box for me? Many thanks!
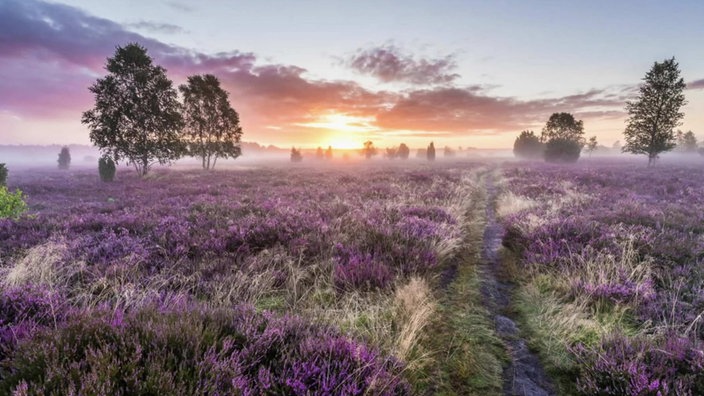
[2,160,704,395]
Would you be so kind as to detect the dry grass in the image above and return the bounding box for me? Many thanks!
[1,242,84,290]
[496,191,537,219]
[393,277,435,362]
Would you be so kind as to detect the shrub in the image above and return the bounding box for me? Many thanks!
[98,155,116,182]
[0,305,409,395]
[544,138,582,163]
[513,130,545,159]
[0,163,6,186]
[0,187,27,219]
[57,146,71,170]
[574,334,704,395]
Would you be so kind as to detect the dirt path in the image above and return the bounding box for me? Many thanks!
[480,174,555,396]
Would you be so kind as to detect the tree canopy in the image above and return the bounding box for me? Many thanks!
[179,74,242,170]
[542,113,585,163]
[623,57,686,165]
[362,141,377,159]
[427,142,435,161]
[57,146,71,170]
[676,130,698,153]
[513,130,544,159]
[82,43,184,176]
[397,143,410,160]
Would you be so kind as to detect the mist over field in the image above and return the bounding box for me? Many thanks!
[2,0,704,394]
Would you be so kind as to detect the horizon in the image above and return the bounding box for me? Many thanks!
[1,0,703,149]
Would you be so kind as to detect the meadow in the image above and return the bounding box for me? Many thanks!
[1,159,703,395]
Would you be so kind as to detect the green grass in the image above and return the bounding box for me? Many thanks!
[413,175,507,395]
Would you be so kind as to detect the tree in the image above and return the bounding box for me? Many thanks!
[82,43,184,176]
[443,146,455,157]
[513,130,544,159]
[315,146,324,159]
[362,141,377,159]
[427,142,436,161]
[98,155,116,182]
[385,147,398,159]
[612,140,622,151]
[290,147,303,162]
[623,57,687,165]
[179,74,242,170]
[325,146,333,159]
[397,143,410,159]
[57,146,71,170]
[585,136,598,157]
[676,130,698,153]
[542,113,585,163]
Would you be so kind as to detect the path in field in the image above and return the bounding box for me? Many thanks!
[480,174,554,396]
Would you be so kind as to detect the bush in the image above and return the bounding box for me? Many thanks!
[57,146,71,170]
[0,187,27,219]
[513,130,545,159]
[544,138,582,163]
[0,163,6,186]
[0,305,409,395]
[98,156,116,182]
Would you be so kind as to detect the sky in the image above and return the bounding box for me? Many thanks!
[1,0,703,149]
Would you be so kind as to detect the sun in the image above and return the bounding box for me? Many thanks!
[296,112,376,149]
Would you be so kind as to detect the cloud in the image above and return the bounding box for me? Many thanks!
[345,44,459,85]
[375,87,626,134]
[0,0,630,146]
[688,79,704,90]
[126,21,186,34]
[165,1,194,13]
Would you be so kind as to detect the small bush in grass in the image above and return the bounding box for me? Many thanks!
[98,155,116,182]
[57,146,71,170]
[0,163,7,186]
[0,186,27,219]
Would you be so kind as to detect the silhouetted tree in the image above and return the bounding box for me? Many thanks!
[82,43,184,176]
[585,136,598,157]
[427,142,436,161]
[513,130,544,159]
[443,146,455,157]
[98,155,116,182]
[676,130,698,153]
[290,147,303,162]
[385,147,398,159]
[325,146,333,159]
[179,74,242,170]
[397,143,410,159]
[542,113,585,163]
[612,140,621,151]
[315,146,324,159]
[623,57,686,166]
[362,141,377,159]
[292,148,303,162]
[57,146,71,169]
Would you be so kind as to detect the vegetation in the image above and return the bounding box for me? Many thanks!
[362,140,377,159]
[623,57,687,165]
[676,130,698,153]
[179,74,243,170]
[397,143,410,160]
[585,136,598,157]
[0,164,6,186]
[82,43,184,176]
[57,146,71,170]
[290,147,303,162]
[0,186,27,219]
[427,142,436,161]
[542,113,585,163]
[98,155,116,182]
[513,130,544,159]
[325,146,333,159]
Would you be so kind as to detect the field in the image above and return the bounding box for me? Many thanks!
[1,159,704,395]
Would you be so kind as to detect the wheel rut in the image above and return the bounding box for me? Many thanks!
[480,173,554,396]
